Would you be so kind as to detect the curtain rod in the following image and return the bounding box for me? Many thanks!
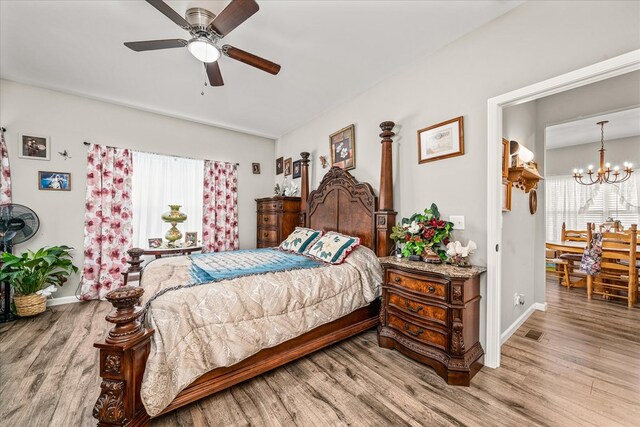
[0,127,6,133]
[83,141,239,166]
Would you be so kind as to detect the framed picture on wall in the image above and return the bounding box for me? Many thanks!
[502,138,510,178]
[292,160,301,178]
[38,171,70,191]
[502,179,512,212]
[252,163,261,174]
[276,157,283,175]
[19,134,50,160]
[329,124,355,171]
[417,116,464,163]
[284,158,292,176]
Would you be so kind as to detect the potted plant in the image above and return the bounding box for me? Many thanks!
[390,203,454,263]
[0,246,78,317]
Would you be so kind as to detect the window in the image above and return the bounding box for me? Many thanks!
[546,174,639,240]
[131,151,204,248]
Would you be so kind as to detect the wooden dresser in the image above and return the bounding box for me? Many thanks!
[255,196,301,248]
[377,257,486,386]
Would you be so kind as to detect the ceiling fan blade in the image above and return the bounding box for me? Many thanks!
[205,62,224,86]
[146,0,192,30]
[124,39,188,52]
[209,0,259,37]
[222,45,281,75]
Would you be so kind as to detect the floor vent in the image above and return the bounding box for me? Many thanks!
[524,329,544,341]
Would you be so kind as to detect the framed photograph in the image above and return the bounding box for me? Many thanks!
[19,134,50,160]
[417,116,464,164]
[284,158,292,176]
[502,180,512,212]
[292,160,301,179]
[276,157,283,175]
[502,138,510,178]
[330,124,355,170]
[38,171,70,191]
[252,162,261,174]
[185,232,198,247]
[148,238,162,249]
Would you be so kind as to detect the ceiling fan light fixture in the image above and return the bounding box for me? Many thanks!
[188,37,220,63]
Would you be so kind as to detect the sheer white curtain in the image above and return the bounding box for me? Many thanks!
[545,174,640,240]
[132,151,204,248]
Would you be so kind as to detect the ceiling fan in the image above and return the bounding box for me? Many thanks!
[124,0,281,87]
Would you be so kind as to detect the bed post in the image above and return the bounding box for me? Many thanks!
[93,286,153,426]
[375,121,397,257]
[300,151,310,226]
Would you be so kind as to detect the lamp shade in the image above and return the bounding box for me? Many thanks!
[509,140,534,163]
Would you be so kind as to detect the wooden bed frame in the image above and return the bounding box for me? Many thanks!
[92,121,397,426]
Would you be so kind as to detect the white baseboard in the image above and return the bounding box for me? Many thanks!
[500,302,546,345]
[46,295,81,307]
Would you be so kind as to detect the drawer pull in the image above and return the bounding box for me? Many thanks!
[428,286,435,293]
[394,277,400,283]
[405,302,423,313]
[263,232,269,237]
[404,323,424,337]
[263,217,269,222]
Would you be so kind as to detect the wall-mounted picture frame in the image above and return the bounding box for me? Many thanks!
[330,124,355,171]
[148,238,162,249]
[502,138,510,179]
[292,160,301,179]
[38,171,70,191]
[275,157,283,175]
[185,232,198,247]
[502,179,512,212]
[252,163,261,174]
[284,158,292,176]
[19,134,50,160]
[417,116,464,164]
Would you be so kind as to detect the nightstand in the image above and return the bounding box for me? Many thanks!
[377,257,486,386]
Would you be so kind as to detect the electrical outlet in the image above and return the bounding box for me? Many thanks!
[449,215,465,230]
[514,293,525,306]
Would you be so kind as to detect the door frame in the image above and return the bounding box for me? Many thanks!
[485,49,640,368]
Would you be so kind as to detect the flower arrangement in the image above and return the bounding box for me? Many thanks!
[445,240,477,267]
[390,203,454,261]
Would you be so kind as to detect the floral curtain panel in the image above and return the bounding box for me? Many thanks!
[202,160,238,252]
[0,131,11,205]
[80,144,134,300]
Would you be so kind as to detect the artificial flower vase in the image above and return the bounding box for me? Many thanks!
[161,204,187,244]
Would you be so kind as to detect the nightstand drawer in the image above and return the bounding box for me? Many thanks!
[388,292,448,328]
[387,270,448,301]
[259,213,278,227]
[258,228,278,242]
[257,240,278,248]
[388,314,448,351]
[258,200,283,212]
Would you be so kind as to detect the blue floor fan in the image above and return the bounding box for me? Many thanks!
[0,204,40,323]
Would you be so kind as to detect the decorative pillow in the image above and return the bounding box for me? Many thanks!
[278,227,322,254]
[305,231,360,265]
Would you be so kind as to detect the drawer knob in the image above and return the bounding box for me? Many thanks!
[394,277,400,283]
[405,302,424,313]
[263,217,269,222]
[403,323,425,337]
[428,286,435,293]
[263,232,269,237]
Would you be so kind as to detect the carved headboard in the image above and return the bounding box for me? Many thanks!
[306,168,378,252]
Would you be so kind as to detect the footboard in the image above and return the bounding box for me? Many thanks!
[93,286,154,427]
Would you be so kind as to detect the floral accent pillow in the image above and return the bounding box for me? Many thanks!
[279,227,322,254]
[305,232,360,264]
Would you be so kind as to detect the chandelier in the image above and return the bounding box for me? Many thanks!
[572,121,633,185]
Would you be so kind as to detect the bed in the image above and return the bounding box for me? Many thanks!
[92,121,398,426]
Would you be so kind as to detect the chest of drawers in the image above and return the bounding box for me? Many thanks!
[377,257,486,386]
[255,196,301,248]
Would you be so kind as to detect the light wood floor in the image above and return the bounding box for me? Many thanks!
[1,280,639,427]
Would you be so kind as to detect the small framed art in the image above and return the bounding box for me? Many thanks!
[276,157,283,175]
[330,124,355,170]
[417,116,464,163]
[502,180,512,212]
[148,238,162,248]
[284,158,292,176]
[252,163,261,174]
[502,138,509,179]
[292,160,301,179]
[38,171,70,191]
[19,134,50,160]
[185,232,198,247]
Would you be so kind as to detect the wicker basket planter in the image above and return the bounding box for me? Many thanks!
[14,293,46,317]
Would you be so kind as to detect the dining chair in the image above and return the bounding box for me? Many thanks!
[559,222,593,285]
[545,248,572,288]
[586,223,638,308]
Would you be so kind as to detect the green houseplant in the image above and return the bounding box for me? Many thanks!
[0,246,78,317]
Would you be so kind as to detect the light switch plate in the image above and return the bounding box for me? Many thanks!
[449,215,465,230]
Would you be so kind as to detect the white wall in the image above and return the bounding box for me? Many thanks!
[275,1,640,345]
[0,79,275,299]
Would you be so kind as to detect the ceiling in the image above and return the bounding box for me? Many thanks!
[546,107,640,150]
[0,1,521,139]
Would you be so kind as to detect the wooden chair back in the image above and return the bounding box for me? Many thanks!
[561,222,591,242]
